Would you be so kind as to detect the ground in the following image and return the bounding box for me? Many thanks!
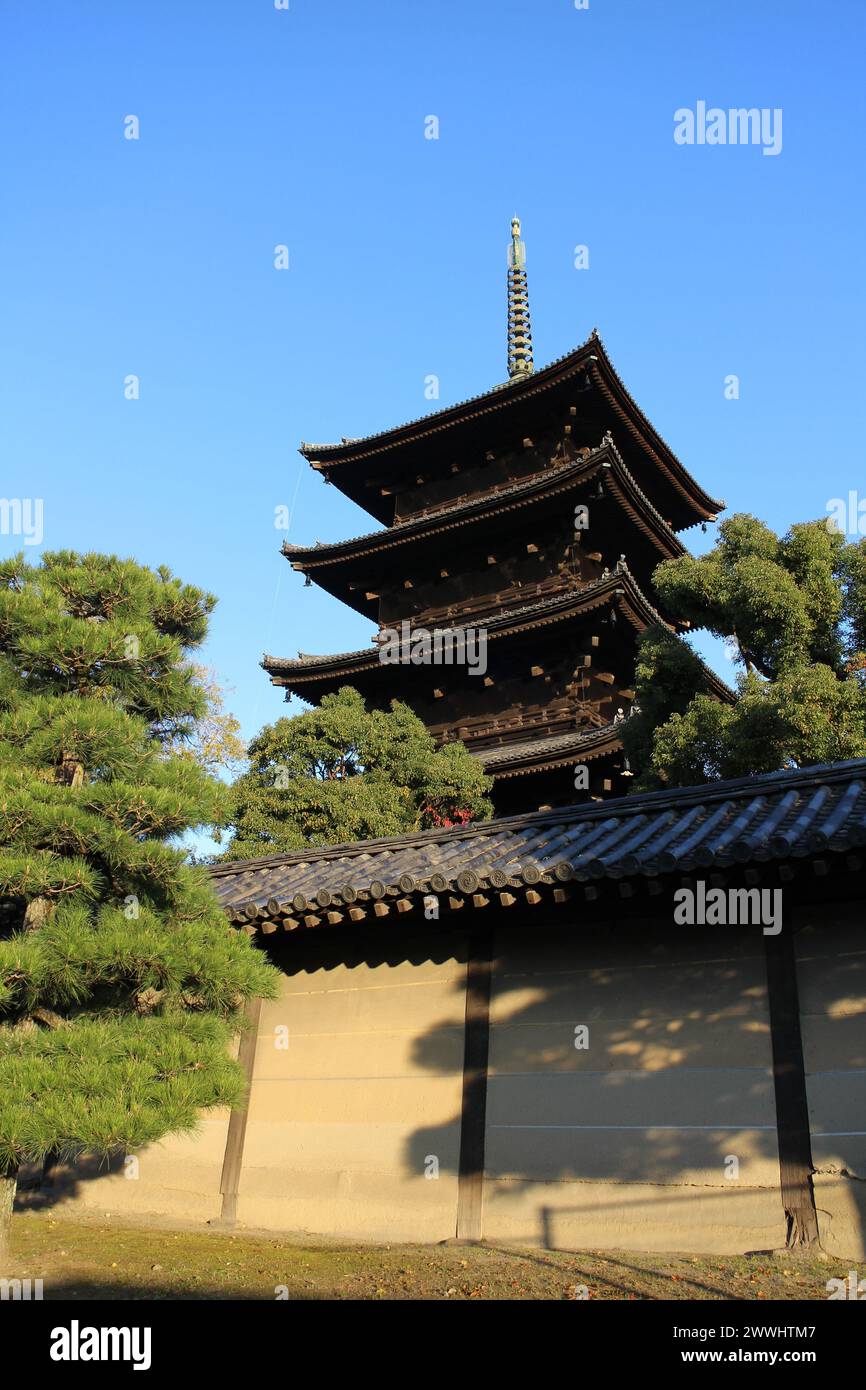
[6,1212,841,1300]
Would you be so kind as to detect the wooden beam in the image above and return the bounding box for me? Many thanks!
[455,933,493,1242]
[764,914,819,1247]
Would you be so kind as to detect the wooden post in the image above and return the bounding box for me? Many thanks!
[219,996,262,1224]
[455,933,493,1242]
[764,913,819,1246]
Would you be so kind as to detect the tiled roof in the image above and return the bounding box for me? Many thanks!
[478,724,621,775]
[299,331,725,523]
[262,563,734,711]
[263,564,679,674]
[211,758,866,932]
[283,435,684,567]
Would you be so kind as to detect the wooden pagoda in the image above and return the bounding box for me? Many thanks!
[264,220,728,813]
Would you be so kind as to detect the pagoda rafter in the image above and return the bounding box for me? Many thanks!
[263,564,732,699]
[284,434,687,620]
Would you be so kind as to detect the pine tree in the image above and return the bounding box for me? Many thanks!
[0,552,276,1258]
[622,516,866,786]
[221,686,493,859]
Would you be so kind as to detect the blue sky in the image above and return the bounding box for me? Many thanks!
[2,0,864,749]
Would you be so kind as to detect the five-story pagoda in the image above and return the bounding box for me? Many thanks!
[264,220,728,813]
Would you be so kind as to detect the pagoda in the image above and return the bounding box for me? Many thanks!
[264,219,729,813]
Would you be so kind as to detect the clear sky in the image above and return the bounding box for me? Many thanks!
[2,0,864,747]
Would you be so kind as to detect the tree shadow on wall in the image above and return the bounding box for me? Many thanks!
[404,912,866,1254]
[16,1151,127,1213]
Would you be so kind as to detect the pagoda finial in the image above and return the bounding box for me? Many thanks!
[507,215,534,380]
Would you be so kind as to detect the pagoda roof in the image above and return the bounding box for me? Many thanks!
[478,724,623,779]
[300,332,724,531]
[212,758,866,934]
[262,563,735,704]
[284,436,684,616]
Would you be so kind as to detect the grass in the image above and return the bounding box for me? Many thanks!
[5,1211,841,1300]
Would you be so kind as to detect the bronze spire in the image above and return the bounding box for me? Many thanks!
[507,215,534,380]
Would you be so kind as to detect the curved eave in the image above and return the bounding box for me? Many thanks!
[588,343,723,525]
[263,568,679,698]
[300,336,599,462]
[300,332,724,527]
[478,726,624,780]
[284,438,685,612]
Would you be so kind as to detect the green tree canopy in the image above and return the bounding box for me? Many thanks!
[621,516,866,788]
[0,552,275,1254]
[221,686,493,860]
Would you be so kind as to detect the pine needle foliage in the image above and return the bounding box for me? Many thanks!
[0,552,276,1231]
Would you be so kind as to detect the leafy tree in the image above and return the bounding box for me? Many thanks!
[221,686,493,859]
[165,664,246,776]
[0,552,276,1257]
[622,516,866,788]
